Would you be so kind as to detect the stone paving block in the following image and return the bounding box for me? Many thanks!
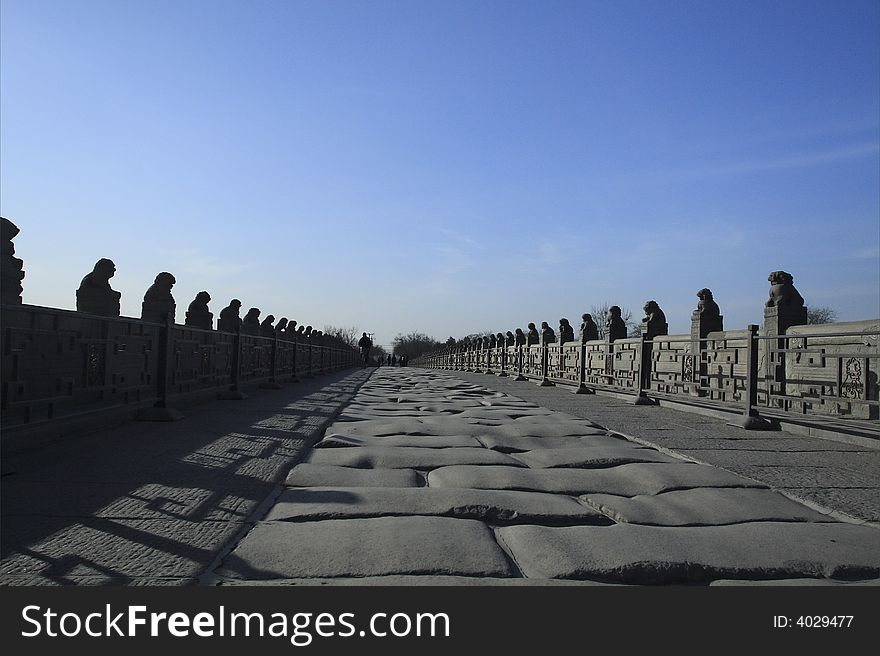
[284,464,422,488]
[777,488,880,523]
[219,576,615,586]
[710,578,880,586]
[512,446,681,469]
[428,463,765,495]
[641,436,873,452]
[315,434,483,449]
[219,516,516,579]
[582,488,836,526]
[723,465,878,489]
[265,486,611,525]
[678,449,880,469]
[307,446,523,469]
[0,518,244,580]
[323,419,439,436]
[497,522,880,583]
[476,434,631,453]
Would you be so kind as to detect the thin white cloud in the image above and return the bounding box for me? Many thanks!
[668,141,879,179]
[167,249,248,278]
[849,247,880,260]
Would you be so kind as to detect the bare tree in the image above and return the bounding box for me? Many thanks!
[806,306,838,325]
[323,324,360,349]
[392,331,440,360]
[589,302,640,339]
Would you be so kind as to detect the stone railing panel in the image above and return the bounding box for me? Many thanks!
[2,304,161,427]
[780,320,879,419]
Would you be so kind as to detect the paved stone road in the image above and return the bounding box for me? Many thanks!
[212,368,880,586]
[0,369,372,585]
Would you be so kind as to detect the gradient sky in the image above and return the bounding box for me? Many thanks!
[2,0,878,348]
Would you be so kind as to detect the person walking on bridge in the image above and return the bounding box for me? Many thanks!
[358,332,373,367]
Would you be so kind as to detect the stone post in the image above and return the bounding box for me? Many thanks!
[219,327,247,400]
[763,271,808,406]
[136,314,184,421]
[633,301,667,405]
[741,324,772,429]
[259,331,282,389]
[690,288,723,397]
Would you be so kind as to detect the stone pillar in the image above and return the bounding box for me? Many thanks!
[763,271,808,406]
[690,289,723,396]
[634,301,667,405]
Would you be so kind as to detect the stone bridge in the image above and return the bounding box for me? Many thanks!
[1,217,879,585]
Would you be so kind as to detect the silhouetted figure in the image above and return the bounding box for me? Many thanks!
[1,217,24,304]
[558,318,574,344]
[579,313,599,342]
[386,354,392,366]
[218,299,242,333]
[141,272,177,323]
[275,317,289,334]
[540,321,556,345]
[242,308,261,335]
[358,332,372,367]
[392,354,397,366]
[641,300,668,339]
[515,328,526,346]
[400,354,408,367]
[185,291,213,330]
[693,289,723,336]
[76,258,121,317]
[606,306,627,342]
[526,322,540,345]
[260,314,276,337]
[505,331,515,346]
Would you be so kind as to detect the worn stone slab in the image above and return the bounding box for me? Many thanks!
[284,464,421,488]
[220,576,615,586]
[307,446,523,469]
[315,434,483,449]
[512,446,681,469]
[710,578,880,586]
[265,487,611,525]
[678,449,880,469]
[323,417,610,441]
[0,518,245,579]
[476,434,631,453]
[498,522,880,583]
[777,488,880,523]
[428,463,765,495]
[219,516,516,579]
[722,465,879,489]
[582,488,836,526]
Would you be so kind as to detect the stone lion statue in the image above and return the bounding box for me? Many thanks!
[642,300,668,338]
[766,271,804,308]
[141,272,177,323]
[694,288,720,318]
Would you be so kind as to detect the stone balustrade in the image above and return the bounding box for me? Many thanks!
[0,218,359,437]
[414,275,879,426]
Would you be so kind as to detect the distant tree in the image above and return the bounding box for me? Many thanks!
[370,344,388,363]
[323,325,360,349]
[446,336,456,347]
[589,302,640,339]
[392,331,440,360]
[806,306,837,325]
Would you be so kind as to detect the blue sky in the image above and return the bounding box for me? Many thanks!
[2,0,878,347]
